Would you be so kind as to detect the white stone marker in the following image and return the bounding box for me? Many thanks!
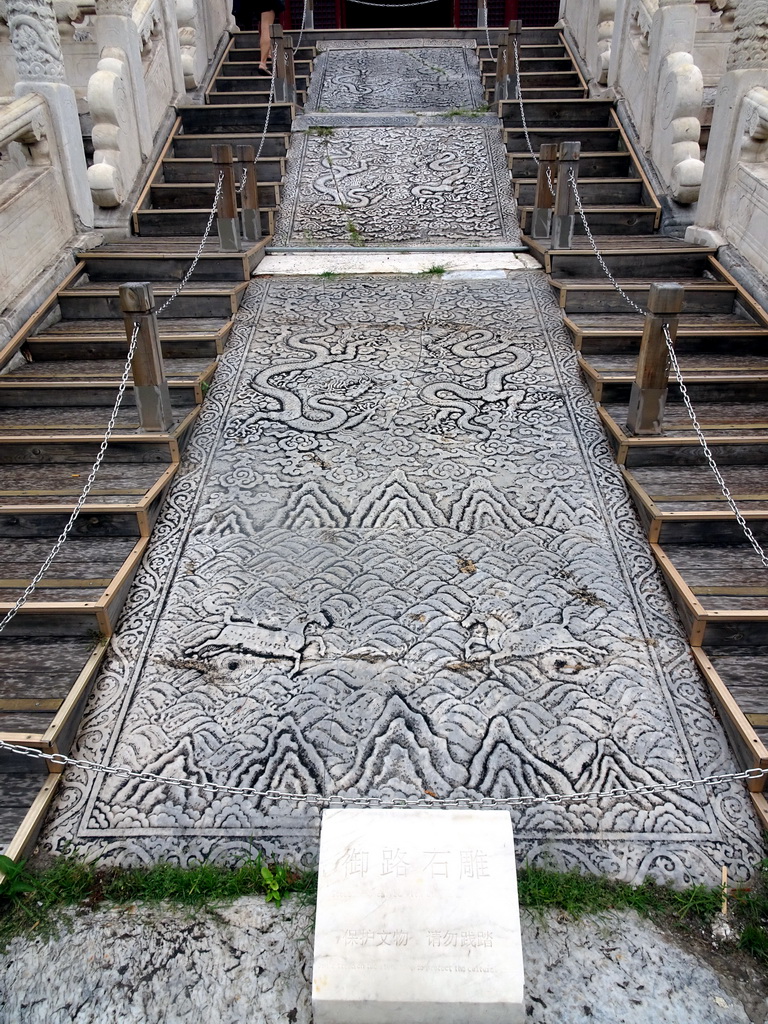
[312,808,525,1024]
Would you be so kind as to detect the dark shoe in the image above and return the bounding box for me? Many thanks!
[257,65,270,76]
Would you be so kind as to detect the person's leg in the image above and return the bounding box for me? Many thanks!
[259,9,275,70]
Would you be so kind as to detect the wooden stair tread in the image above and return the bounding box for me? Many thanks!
[32,318,229,339]
[4,357,215,381]
[567,313,766,331]
[78,238,264,256]
[582,353,768,375]
[553,276,731,289]
[0,405,195,432]
[629,465,768,496]
[603,400,768,434]
[536,235,705,252]
[63,281,246,296]
[0,462,171,502]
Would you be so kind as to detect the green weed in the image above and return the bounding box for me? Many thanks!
[347,221,364,246]
[421,265,446,276]
[308,125,334,137]
[318,271,339,279]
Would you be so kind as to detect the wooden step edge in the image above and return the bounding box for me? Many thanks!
[610,113,662,226]
[691,646,768,786]
[0,406,200,446]
[709,255,768,330]
[558,30,590,92]
[553,279,737,292]
[133,116,181,222]
[652,541,768,641]
[60,281,249,297]
[562,314,768,338]
[597,405,768,456]
[0,262,84,373]
[204,33,236,101]
[29,323,232,343]
[77,242,266,261]
[0,464,178,518]
[0,372,215,389]
[580,366,768,385]
[0,773,61,865]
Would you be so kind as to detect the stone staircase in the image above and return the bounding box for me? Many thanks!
[0,32,312,860]
[485,27,768,820]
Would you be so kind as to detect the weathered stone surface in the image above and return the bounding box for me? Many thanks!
[38,274,762,884]
[274,127,520,247]
[1,904,763,1023]
[306,47,485,113]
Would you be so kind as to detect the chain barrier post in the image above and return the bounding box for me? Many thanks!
[236,144,262,242]
[119,283,174,434]
[305,0,314,30]
[497,19,521,100]
[476,0,487,28]
[551,141,581,249]
[270,24,293,103]
[531,143,558,238]
[211,143,241,252]
[285,37,298,105]
[626,283,684,435]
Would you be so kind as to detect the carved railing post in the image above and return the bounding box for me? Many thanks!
[531,143,558,238]
[119,283,174,434]
[236,144,262,242]
[7,0,93,228]
[212,143,241,251]
[626,283,684,436]
[551,141,581,249]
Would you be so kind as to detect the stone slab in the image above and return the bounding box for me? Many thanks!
[312,808,524,1024]
[38,275,763,884]
[306,48,484,113]
[255,252,541,274]
[317,39,478,50]
[274,127,521,248]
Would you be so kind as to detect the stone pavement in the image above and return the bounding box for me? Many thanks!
[37,38,763,886]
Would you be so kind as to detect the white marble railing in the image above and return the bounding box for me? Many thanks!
[0,93,75,313]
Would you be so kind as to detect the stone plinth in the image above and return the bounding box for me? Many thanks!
[312,808,525,1024]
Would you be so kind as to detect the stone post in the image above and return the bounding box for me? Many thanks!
[497,20,521,101]
[688,0,768,245]
[7,0,94,229]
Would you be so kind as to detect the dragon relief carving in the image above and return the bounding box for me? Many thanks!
[5,0,66,81]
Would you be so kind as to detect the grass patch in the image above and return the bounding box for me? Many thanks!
[347,221,364,246]
[518,862,768,967]
[308,125,334,137]
[318,271,339,279]
[2,855,767,970]
[421,264,446,276]
[0,853,316,950]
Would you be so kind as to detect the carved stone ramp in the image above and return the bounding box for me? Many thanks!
[39,274,762,886]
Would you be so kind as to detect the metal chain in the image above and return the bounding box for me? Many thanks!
[482,0,493,58]
[568,168,767,564]
[0,321,139,637]
[1,737,764,809]
[235,165,248,195]
[255,43,278,162]
[512,40,538,167]
[294,0,308,54]
[568,169,645,314]
[157,172,224,315]
[664,324,768,568]
[0,173,226,637]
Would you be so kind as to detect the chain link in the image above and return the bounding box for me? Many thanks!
[0,170,227,637]
[568,168,768,564]
[255,43,278,163]
[664,324,768,568]
[482,0,493,58]
[1,737,764,809]
[294,0,309,53]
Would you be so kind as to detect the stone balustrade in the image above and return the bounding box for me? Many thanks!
[0,92,75,314]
